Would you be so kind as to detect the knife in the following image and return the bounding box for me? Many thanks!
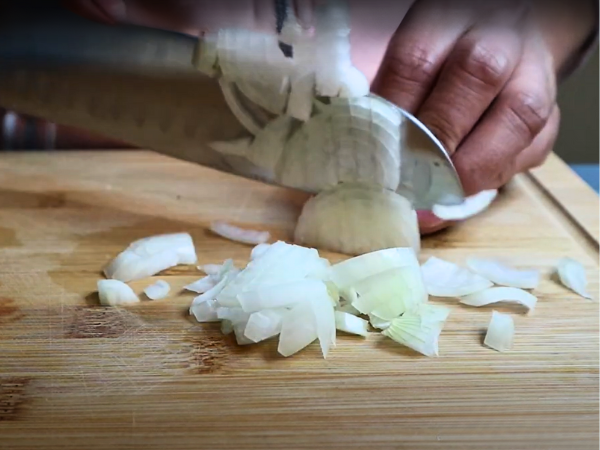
[0,1,464,209]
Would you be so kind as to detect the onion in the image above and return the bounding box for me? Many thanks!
[382,304,450,357]
[250,243,271,260]
[334,311,368,337]
[278,301,318,357]
[294,183,419,255]
[208,137,252,158]
[421,257,493,297]
[104,233,197,282]
[210,221,270,245]
[143,279,170,300]
[193,32,219,76]
[351,267,426,320]
[247,115,296,175]
[460,287,537,313]
[237,279,329,312]
[184,275,216,294]
[466,258,540,289]
[432,189,498,221]
[244,309,286,343]
[556,257,593,299]
[368,314,391,330]
[97,279,139,306]
[190,298,219,323]
[484,311,514,352]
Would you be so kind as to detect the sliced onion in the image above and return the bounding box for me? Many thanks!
[460,287,537,313]
[432,189,498,221]
[190,299,219,322]
[217,241,323,307]
[309,287,337,357]
[184,275,216,294]
[556,257,593,299]
[193,32,219,76]
[143,279,170,300]
[237,279,329,312]
[104,233,197,282]
[382,304,450,357]
[469,259,539,290]
[210,221,270,245]
[334,311,368,337]
[421,257,493,297]
[352,267,426,320]
[248,115,296,174]
[484,310,514,352]
[331,247,422,291]
[368,314,391,330]
[97,279,139,306]
[250,243,271,260]
[278,301,318,357]
[208,137,252,158]
[216,307,250,325]
[466,258,539,289]
[244,309,286,343]
[294,183,419,255]
[200,264,222,276]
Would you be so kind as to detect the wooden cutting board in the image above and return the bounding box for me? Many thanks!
[0,151,597,450]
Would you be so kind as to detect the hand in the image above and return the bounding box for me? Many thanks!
[372,0,565,234]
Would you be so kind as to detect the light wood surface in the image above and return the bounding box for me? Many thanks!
[0,151,597,450]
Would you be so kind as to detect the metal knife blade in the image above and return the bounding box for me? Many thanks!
[0,1,465,209]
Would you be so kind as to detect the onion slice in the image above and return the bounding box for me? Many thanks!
[190,299,220,322]
[460,287,537,313]
[97,280,139,306]
[210,221,270,245]
[334,311,368,337]
[184,276,216,294]
[484,311,514,352]
[421,257,493,297]
[556,257,593,299]
[278,301,318,357]
[244,309,286,343]
[382,304,450,357]
[143,279,170,300]
[432,189,498,221]
[466,258,540,289]
[104,233,197,283]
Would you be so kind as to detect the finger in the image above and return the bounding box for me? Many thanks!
[514,104,560,173]
[371,1,477,113]
[416,25,522,154]
[62,0,126,24]
[452,35,556,195]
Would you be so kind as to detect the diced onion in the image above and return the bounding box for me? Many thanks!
[484,311,514,352]
[334,311,368,337]
[466,258,540,289]
[97,279,139,306]
[421,257,493,297]
[460,287,537,313]
[210,221,270,245]
[104,233,197,283]
[556,257,593,299]
[432,189,498,221]
[143,279,170,300]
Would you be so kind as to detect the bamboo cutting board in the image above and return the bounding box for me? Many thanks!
[0,151,597,450]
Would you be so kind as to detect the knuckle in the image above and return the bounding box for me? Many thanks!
[385,41,439,86]
[504,91,552,143]
[456,42,511,89]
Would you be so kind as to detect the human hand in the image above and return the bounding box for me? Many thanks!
[372,0,565,234]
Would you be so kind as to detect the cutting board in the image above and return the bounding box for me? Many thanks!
[0,151,597,450]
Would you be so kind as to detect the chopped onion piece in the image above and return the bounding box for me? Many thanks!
[556,257,593,299]
[352,267,426,320]
[331,247,422,291]
[484,311,514,352]
[217,241,323,307]
[200,264,222,276]
[184,275,216,294]
[190,298,219,322]
[368,314,391,330]
[244,309,286,343]
[216,307,250,325]
[382,304,450,357]
[210,221,270,245]
[237,279,329,313]
[421,257,493,297]
[104,233,197,282]
[143,279,170,300]
[233,323,255,345]
[460,287,537,313]
[334,311,368,337]
[432,189,498,221]
[466,258,540,289]
[310,287,337,357]
[221,320,234,335]
[97,279,139,306]
[250,243,271,260]
[191,268,239,308]
[278,301,318,357]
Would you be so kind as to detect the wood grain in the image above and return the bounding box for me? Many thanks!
[0,151,597,450]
